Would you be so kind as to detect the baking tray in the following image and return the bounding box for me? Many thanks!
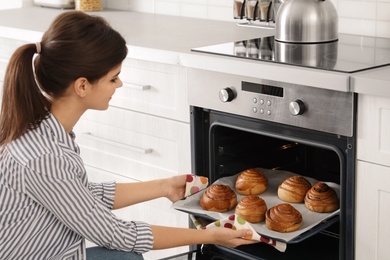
[172,168,340,244]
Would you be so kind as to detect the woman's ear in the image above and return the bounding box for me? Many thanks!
[73,77,89,98]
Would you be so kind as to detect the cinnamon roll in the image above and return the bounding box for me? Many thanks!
[278,175,312,203]
[200,184,237,212]
[266,203,303,232]
[235,168,268,195]
[235,195,267,223]
[304,182,339,213]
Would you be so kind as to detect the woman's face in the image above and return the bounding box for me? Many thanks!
[87,64,123,110]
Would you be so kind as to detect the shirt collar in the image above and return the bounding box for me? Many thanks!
[41,113,79,153]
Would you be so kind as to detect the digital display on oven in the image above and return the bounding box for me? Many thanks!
[242,81,284,97]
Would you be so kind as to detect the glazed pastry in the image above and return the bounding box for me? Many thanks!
[304,182,339,213]
[266,203,303,232]
[235,168,268,195]
[278,175,312,203]
[235,195,267,223]
[200,184,237,212]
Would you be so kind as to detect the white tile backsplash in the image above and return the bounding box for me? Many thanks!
[104,0,390,38]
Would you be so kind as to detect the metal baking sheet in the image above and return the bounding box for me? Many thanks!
[172,168,340,243]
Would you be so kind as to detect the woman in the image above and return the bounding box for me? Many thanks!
[0,11,257,259]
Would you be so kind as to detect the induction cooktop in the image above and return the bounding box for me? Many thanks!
[192,34,390,73]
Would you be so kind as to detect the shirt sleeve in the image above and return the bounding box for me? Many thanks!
[87,181,116,209]
[25,153,154,254]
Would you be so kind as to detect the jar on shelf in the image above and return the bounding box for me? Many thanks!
[75,0,102,11]
[246,0,259,21]
[259,0,273,21]
[234,0,246,19]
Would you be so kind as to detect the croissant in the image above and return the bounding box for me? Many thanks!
[304,182,339,213]
[235,195,267,223]
[235,168,268,195]
[200,184,237,212]
[278,175,312,203]
[266,203,302,232]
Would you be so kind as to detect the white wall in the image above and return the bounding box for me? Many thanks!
[0,0,22,9]
[102,0,390,38]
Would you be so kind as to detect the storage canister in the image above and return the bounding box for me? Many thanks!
[75,0,102,11]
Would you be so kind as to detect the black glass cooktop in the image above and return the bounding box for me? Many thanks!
[192,34,390,73]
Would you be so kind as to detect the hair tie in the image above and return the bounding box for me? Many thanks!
[35,42,41,54]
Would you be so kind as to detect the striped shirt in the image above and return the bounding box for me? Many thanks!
[0,114,154,259]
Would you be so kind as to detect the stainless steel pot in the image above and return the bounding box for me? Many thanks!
[274,40,338,69]
[275,0,338,43]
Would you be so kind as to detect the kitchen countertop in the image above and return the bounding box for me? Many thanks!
[351,67,390,97]
[0,5,389,96]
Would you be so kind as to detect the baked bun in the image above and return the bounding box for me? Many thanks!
[235,195,267,223]
[200,184,237,212]
[304,182,339,213]
[235,168,268,195]
[278,175,312,203]
[266,203,303,232]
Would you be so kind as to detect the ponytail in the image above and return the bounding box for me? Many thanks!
[0,44,50,146]
[0,11,127,147]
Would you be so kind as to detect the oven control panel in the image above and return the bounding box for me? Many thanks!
[188,68,354,137]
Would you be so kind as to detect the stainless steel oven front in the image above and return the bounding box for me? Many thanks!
[188,68,356,260]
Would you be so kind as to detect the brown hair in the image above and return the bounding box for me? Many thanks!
[0,11,128,145]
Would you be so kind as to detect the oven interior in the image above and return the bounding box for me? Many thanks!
[191,107,355,260]
[211,126,341,184]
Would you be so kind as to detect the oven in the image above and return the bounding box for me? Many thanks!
[184,68,356,260]
[166,33,390,260]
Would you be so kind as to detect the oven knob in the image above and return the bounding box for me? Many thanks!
[219,88,235,102]
[289,99,305,115]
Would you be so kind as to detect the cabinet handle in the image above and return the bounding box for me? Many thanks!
[82,132,153,154]
[122,82,150,91]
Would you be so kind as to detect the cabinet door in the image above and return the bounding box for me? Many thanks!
[355,161,390,260]
[0,37,26,60]
[357,95,390,166]
[73,107,191,181]
[0,60,6,107]
[84,165,190,260]
[111,58,189,122]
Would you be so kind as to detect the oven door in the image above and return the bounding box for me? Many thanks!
[190,106,355,260]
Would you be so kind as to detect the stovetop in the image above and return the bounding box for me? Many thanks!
[192,34,390,73]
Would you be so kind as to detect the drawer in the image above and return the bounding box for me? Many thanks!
[355,161,390,260]
[0,37,26,60]
[0,58,8,80]
[73,107,191,181]
[111,58,189,122]
[84,165,189,260]
[0,80,3,106]
[357,95,390,166]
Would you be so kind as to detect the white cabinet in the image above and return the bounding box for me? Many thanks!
[112,58,189,122]
[74,57,191,259]
[75,106,191,181]
[356,94,390,260]
[357,95,390,166]
[0,37,26,60]
[0,35,191,258]
[0,37,27,108]
[0,65,4,102]
[355,161,390,260]
[84,165,190,260]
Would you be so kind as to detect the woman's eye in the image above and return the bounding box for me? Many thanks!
[111,78,118,83]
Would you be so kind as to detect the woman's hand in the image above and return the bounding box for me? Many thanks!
[151,225,259,250]
[164,174,188,202]
[210,228,259,248]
